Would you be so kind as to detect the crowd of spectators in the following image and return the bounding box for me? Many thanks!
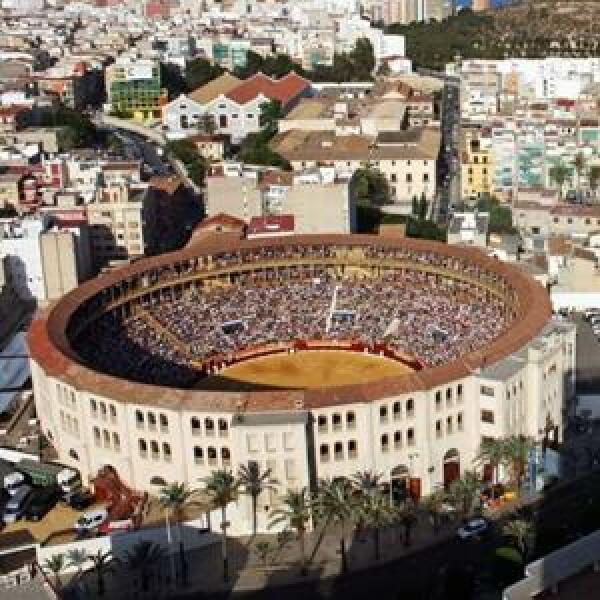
[73,262,508,388]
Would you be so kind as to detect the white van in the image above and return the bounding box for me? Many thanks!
[74,508,108,532]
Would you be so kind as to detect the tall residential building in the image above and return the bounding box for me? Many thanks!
[86,183,157,267]
[104,57,167,122]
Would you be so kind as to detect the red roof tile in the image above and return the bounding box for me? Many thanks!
[226,72,310,107]
[248,215,295,235]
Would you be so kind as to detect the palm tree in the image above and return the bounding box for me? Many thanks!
[159,482,200,585]
[314,478,356,574]
[422,488,447,535]
[574,151,586,191]
[475,438,506,497]
[503,518,535,566]
[448,470,480,519]
[43,554,65,591]
[123,540,165,592]
[351,470,383,497]
[549,162,571,197]
[359,492,394,560]
[202,470,238,582]
[503,435,532,490]
[268,487,312,575]
[88,550,116,597]
[396,501,418,547]
[66,548,88,581]
[237,462,278,536]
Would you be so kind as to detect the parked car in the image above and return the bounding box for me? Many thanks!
[457,517,489,540]
[25,486,59,521]
[64,489,93,511]
[3,485,33,524]
[74,508,107,532]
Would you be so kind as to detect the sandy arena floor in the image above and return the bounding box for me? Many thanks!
[202,350,414,390]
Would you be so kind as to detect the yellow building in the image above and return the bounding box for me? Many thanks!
[461,133,493,202]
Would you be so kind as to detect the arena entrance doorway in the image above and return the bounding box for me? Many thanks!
[443,448,460,488]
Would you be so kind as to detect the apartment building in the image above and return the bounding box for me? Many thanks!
[104,57,167,122]
[86,183,157,266]
[205,164,355,234]
[460,130,494,201]
[272,126,440,207]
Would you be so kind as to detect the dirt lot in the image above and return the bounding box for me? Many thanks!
[204,350,414,390]
[2,501,107,545]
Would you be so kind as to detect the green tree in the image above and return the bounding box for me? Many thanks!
[350,37,376,79]
[202,470,238,582]
[159,482,200,585]
[268,487,312,575]
[259,99,284,135]
[397,502,418,547]
[477,194,515,234]
[160,62,186,98]
[185,57,224,91]
[422,488,448,535]
[574,151,586,190]
[351,470,383,497]
[66,548,88,581]
[589,165,600,196]
[88,550,116,597]
[448,470,480,519]
[503,518,535,567]
[359,492,394,560]
[351,168,391,206]
[502,435,532,490]
[43,554,65,591]
[235,50,265,78]
[417,191,428,221]
[237,461,278,536]
[475,438,506,497]
[166,139,207,185]
[549,162,571,197]
[314,478,356,574]
[123,540,165,592]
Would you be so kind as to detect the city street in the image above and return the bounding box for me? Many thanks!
[434,78,461,224]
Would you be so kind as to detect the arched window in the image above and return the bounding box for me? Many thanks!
[320,443,330,462]
[191,417,201,435]
[150,440,159,457]
[159,414,169,432]
[334,441,344,460]
[393,401,402,420]
[406,398,414,417]
[205,418,215,436]
[138,439,147,457]
[317,415,327,433]
[135,410,144,428]
[379,405,388,423]
[407,428,415,446]
[163,443,172,462]
[218,418,228,436]
[394,431,402,449]
[348,440,357,459]
[332,413,342,431]
[93,426,101,446]
[69,448,79,461]
[194,446,204,465]
[148,413,157,431]
[90,398,97,414]
[112,432,120,452]
[109,405,117,423]
[346,411,356,429]
[381,434,389,452]
[207,446,217,466]
[103,429,110,448]
[100,403,107,420]
[221,447,231,466]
